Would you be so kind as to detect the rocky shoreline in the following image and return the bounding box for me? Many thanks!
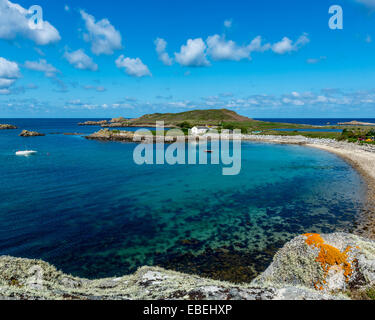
[1,232,375,300]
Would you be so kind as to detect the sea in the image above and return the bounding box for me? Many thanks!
[0,118,370,283]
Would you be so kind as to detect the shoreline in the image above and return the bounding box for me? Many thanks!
[242,134,375,239]
[306,143,375,239]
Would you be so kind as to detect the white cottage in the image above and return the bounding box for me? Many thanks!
[191,126,209,135]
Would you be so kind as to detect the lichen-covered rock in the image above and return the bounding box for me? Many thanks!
[252,233,375,295]
[0,256,343,300]
[19,130,45,137]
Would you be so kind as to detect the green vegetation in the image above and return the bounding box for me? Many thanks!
[347,286,375,300]
[177,121,193,129]
[337,128,375,144]
[130,109,252,125]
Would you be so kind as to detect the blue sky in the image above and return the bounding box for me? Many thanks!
[0,0,375,118]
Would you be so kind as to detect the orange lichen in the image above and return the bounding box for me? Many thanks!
[303,233,353,290]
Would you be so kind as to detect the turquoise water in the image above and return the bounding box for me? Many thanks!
[0,119,366,283]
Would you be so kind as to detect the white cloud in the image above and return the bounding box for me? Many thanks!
[115,55,152,77]
[224,19,232,28]
[206,35,270,61]
[366,35,372,43]
[64,49,98,71]
[273,37,293,54]
[24,59,59,78]
[175,38,210,67]
[0,78,16,88]
[272,33,309,54]
[0,0,60,45]
[206,35,250,61]
[0,57,20,79]
[0,57,20,94]
[154,38,173,66]
[80,10,122,55]
[64,5,70,11]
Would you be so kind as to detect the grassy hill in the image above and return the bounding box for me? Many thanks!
[128,108,319,132]
[130,109,252,125]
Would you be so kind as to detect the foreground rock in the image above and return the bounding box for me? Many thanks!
[2,233,375,300]
[253,233,375,299]
[0,124,17,130]
[19,130,45,137]
[0,257,339,301]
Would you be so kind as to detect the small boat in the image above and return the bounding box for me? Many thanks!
[16,150,37,156]
[204,150,213,153]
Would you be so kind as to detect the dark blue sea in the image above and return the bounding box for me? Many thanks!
[256,118,375,126]
[0,119,367,282]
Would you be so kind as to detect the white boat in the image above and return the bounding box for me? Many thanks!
[15,150,37,156]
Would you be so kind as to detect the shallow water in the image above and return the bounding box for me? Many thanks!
[0,119,366,282]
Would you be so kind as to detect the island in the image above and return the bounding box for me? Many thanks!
[19,130,45,137]
[0,124,17,130]
[78,120,109,126]
[83,109,375,145]
[338,120,375,126]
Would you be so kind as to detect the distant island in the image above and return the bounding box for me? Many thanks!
[0,124,17,130]
[79,109,375,145]
[79,109,317,131]
[338,120,375,126]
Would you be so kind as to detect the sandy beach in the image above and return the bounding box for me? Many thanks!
[243,134,375,238]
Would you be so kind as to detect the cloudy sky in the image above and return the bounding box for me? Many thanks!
[0,0,375,118]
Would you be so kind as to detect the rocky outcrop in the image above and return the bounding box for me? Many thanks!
[0,256,342,300]
[19,130,45,137]
[85,129,138,142]
[0,124,17,130]
[85,129,184,143]
[110,117,127,123]
[1,233,375,300]
[101,122,130,128]
[253,233,375,297]
[78,120,108,126]
[338,121,375,126]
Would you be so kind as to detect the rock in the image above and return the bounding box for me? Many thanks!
[252,233,375,295]
[338,121,375,126]
[0,124,17,130]
[19,130,45,137]
[110,117,127,123]
[1,233,375,300]
[102,122,130,128]
[0,256,335,300]
[78,120,108,126]
[85,129,136,142]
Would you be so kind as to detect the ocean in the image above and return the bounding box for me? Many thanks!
[256,118,375,126]
[0,119,367,282]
